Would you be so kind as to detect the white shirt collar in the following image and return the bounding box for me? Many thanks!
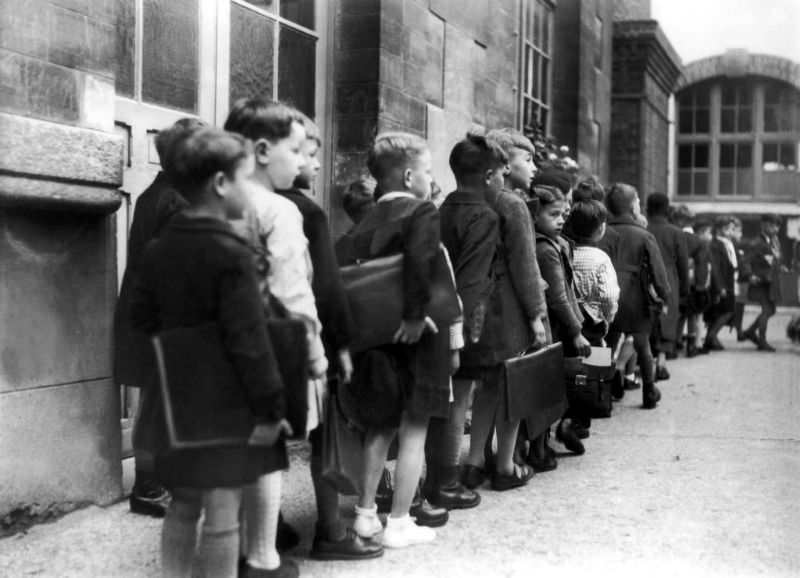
[377,191,416,203]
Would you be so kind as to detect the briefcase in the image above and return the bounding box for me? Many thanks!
[340,246,462,353]
[563,355,615,419]
[152,320,309,450]
[501,343,567,439]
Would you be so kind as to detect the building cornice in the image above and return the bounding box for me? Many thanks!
[675,50,800,93]
[613,20,683,94]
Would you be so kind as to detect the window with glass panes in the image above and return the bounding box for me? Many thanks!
[720,81,752,133]
[718,142,752,196]
[520,0,552,133]
[115,0,200,113]
[677,85,710,134]
[764,81,800,133]
[230,0,318,118]
[677,143,709,196]
[763,142,798,172]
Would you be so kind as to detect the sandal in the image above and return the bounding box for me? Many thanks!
[490,464,534,491]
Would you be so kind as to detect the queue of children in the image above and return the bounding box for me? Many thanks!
[116,98,786,578]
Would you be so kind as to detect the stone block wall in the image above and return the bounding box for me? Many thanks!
[551,0,615,182]
[0,0,123,519]
[330,0,518,236]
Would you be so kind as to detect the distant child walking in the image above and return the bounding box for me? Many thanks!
[129,128,290,578]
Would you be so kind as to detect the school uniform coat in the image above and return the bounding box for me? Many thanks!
[647,215,689,345]
[345,193,452,420]
[604,215,671,335]
[746,232,783,303]
[706,237,737,320]
[113,172,187,388]
[535,233,583,351]
[277,188,356,367]
[129,214,288,489]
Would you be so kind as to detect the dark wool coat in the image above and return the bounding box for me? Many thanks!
[684,230,711,291]
[114,172,188,388]
[277,188,356,367]
[647,215,689,344]
[535,233,583,353]
[706,237,737,319]
[746,233,783,302]
[605,215,671,335]
[345,194,452,419]
[129,214,288,489]
[597,225,621,262]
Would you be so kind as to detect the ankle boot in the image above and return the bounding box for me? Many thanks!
[425,466,480,510]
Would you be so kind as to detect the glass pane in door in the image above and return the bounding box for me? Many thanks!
[278,25,316,117]
[142,0,199,112]
[230,2,275,104]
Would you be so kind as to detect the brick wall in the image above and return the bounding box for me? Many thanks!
[330,0,518,236]
[613,0,651,21]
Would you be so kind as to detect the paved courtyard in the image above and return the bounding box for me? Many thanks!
[1,308,798,578]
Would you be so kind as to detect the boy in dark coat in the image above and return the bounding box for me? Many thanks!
[646,193,688,379]
[704,216,738,351]
[129,128,291,578]
[113,117,206,517]
[275,115,381,560]
[604,183,671,409]
[741,214,783,351]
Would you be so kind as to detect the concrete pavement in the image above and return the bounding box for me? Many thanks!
[1,307,798,578]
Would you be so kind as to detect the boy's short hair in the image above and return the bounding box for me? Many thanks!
[223,97,304,142]
[566,199,608,242]
[485,128,535,156]
[761,213,782,226]
[297,111,321,146]
[531,184,565,207]
[532,168,573,195]
[714,215,736,232]
[367,132,429,183]
[342,176,376,221]
[155,117,207,172]
[693,218,712,234]
[449,132,508,180]
[573,176,605,203]
[606,182,639,217]
[646,192,670,217]
[671,204,694,227]
[170,127,252,201]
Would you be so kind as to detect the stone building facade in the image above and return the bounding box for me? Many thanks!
[0,0,682,518]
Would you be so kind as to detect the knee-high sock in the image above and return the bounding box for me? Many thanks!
[161,490,202,578]
[243,472,282,570]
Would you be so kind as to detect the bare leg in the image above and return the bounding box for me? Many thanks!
[464,384,498,468]
[391,410,431,518]
[494,418,521,476]
[358,427,396,509]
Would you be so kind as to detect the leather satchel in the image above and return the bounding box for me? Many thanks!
[152,319,308,450]
[339,246,462,353]
[563,355,615,418]
[501,343,567,439]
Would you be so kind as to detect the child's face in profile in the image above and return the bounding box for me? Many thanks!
[696,227,712,243]
[295,138,321,189]
[507,147,537,190]
[262,120,307,191]
[221,154,256,219]
[536,200,567,238]
[731,225,742,242]
[406,149,433,200]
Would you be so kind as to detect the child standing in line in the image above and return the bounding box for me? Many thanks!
[344,132,455,548]
[129,128,291,578]
[532,185,592,456]
[224,98,321,578]
[334,176,376,265]
[274,113,383,561]
[704,216,739,351]
[566,199,620,345]
[436,133,531,500]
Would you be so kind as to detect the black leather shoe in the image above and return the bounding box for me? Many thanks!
[491,464,534,491]
[642,385,661,409]
[526,450,557,472]
[556,421,585,455]
[427,481,481,510]
[572,422,590,440]
[655,366,670,381]
[757,340,776,352]
[129,481,170,518]
[276,512,300,552]
[410,498,449,527]
[310,528,384,561]
[686,343,698,358]
[460,464,485,489]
